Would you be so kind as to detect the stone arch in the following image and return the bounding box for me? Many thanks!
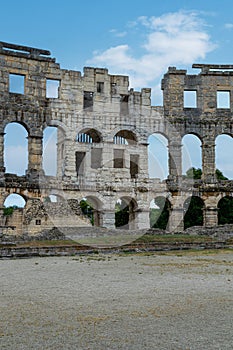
[182,133,202,176]
[76,128,102,143]
[184,195,204,229]
[4,122,28,175]
[47,120,67,136]
[113,129,137,145]
[215,133,233,179]
[218,195,233,224]
[80,196,103,226]
[115,196,138,229]
[2,120,30,135]
[43,194,65,203]
[150,196,171,229]
[4,193,26,208]
[108,126,140,143]
[2,193,27,235]
[148,133,169,179]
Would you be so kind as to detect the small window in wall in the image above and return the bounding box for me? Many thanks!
[114,149,124,168]
[97,82,104,93]
[91,148,102,169]
[120,95,129,115]
[130,155,139,178]
[35,219,41,225]
[184,90,197,108]
[84,91,94,110]
[111,83,117,94]
[76,151,86,176]
[46,79,60,98]
[217,91,230,108]
[9,73,25,94]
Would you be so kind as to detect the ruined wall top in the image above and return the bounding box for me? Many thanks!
[162,63,233,122]
[0,41,56,62]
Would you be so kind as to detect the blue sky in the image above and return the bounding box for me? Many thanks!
[1,0,233,199]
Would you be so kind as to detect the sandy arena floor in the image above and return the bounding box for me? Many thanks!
[0,250,233,349]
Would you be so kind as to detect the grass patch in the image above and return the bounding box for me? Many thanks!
[14,239,78,248]
[68,233,219,247]
[133,234,218,244]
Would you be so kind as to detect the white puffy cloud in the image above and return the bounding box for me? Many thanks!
[87,10,216,102]
[109,29,127,37]
[225,23,233,29]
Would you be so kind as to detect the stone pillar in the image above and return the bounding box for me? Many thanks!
[85,147,92,171]
[202,138,216,182]
[168,139,182,179]
[168,206,184,232]
[134,209,150,229]
[27,136,43,174]
[0,132,5,172]
[124,148,130,171]
[204,206,218,226]
[102,210,115,228]
[102,141,113,168]
[137,143,149,180]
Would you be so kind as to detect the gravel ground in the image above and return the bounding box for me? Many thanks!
[0,250,233,350]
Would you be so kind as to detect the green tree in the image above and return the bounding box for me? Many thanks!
[185,167,228,180]
[3,206,14,216]
[218,196,233,224]
[215,169,228,180]
[80,199,94,225]
[185,167,202,179]
[115,200,129,228]
[184,196,204,229]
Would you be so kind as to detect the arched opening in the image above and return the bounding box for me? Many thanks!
[150,196,170,229]
[148,133,168,179]
[218,196,233,224]
[43,194,64,203]
[43,126,57,176]
[114,130,137,145]
[3,194,26,234]
[76,128,101,143]
[184,196,204,229]
[80,196,102,226]
[4,193,26,208]
[4,122,28,175]
[115,197,137,229]
[182,134,202,176]
[216,134,233,180]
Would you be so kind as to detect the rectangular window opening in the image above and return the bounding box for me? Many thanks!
[76,152,86,176]
[9,73,25,94]
[91,148,102,169]
[114,149,124,168]
[130,155,139,178]
[35,219,41,225]
[84,91,94,110]
[120,95,129,115]
[97,82,104,93]
[217,91,230,108]
[184,90,197,108]
[46,79,60,98]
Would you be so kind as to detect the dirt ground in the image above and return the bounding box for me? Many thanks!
[0,250,233,349]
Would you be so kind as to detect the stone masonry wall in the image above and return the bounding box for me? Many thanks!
[0,42,233,234]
